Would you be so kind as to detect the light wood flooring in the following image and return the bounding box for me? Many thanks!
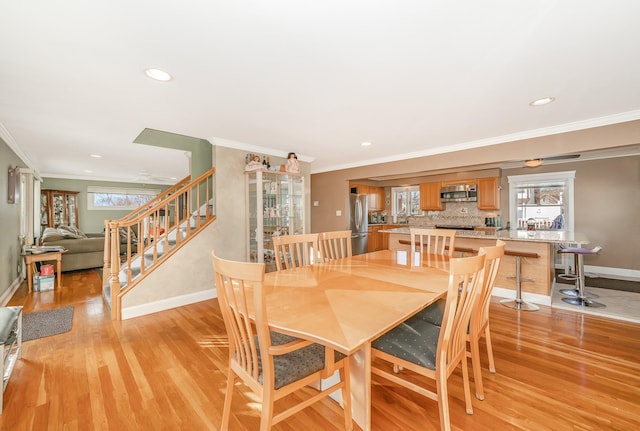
[3,269,640,430]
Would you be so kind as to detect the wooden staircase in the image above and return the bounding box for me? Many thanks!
[102,168,216,320]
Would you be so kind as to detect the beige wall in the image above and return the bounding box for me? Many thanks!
[311,121,640,272]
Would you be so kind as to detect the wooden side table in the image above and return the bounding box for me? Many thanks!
[22,250,65,292]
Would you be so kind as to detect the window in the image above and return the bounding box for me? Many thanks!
[391,186,422,218]
[87,186,160,210]
[508,171,575,231]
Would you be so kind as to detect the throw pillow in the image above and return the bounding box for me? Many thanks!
[41,228,65,242]
[58,225,88,239]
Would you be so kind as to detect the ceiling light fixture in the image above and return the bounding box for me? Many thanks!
[89,154,102,158]
[144,68,172,82]
[529,97,555,107]
[361,141,372,147]
[524,158,543,168]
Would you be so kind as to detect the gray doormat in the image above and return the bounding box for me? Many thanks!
[22,306,74,342]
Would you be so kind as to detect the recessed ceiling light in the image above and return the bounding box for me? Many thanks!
[529,97,555,107]
[83,169,93,173]
[144,68,172,82]
[89,154,102,158]
[361,141,372,147]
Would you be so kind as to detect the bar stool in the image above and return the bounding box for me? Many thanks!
[557,248,599,299]
[557,246,605,308]
[500,250,540,311]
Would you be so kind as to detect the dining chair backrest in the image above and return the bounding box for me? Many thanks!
[467,239,505,401]
[440,251,486,378]
[212,250,266,388]
[318,230,352,261]
[410,228,456,257]
[370,251,486,431]
[272,233,319,271]
[472,240,505,339]
[211,250,353,430]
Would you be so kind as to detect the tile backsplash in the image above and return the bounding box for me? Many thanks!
[405,202,501,227]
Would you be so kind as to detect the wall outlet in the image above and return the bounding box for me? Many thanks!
[336,210,342,216]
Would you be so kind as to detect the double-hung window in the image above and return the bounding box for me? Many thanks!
[391,186,422,219]
[87,186,160,211]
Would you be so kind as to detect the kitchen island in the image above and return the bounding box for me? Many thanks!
[381,227,590,303]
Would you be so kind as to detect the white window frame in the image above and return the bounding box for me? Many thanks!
[391,185,423,217]
[508,171,575,232]
[87,186,160,211]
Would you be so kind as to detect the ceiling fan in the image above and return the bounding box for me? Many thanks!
[523,154,580,167]
[131,169,176,183]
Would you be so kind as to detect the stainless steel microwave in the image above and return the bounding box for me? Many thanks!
[440,184,478,202]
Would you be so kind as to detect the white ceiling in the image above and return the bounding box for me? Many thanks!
[2,1,640,184]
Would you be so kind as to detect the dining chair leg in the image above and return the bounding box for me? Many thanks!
[469,338,485,400]
[435,371,452,431]
[260,398,274,431]
[221,372,235,431]
[485,326,496,374]
[340,364,353,431]
[461,359,474,415]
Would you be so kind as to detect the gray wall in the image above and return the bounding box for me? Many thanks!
[0,138,26,300]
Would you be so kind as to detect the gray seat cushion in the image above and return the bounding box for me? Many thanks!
[372,317,440,370]
[257,332,346,389]
[412,298,446,327]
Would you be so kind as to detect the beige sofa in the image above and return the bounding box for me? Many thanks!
[40,226,105,272]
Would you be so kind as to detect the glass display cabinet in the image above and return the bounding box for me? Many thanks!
[246,170,305,272]
[40,190,79,229]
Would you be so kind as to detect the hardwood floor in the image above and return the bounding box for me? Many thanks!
[3,269,639,430]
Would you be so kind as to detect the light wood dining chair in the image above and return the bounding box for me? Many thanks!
[409,240,505,401]
[410,227,457,257]
[211,251,353,431]
[318,230,352,262]
[468,240,505,400]
[272,233,319,271]
[370,252,486,431]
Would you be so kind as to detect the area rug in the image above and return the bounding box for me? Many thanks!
[22,306,74,342]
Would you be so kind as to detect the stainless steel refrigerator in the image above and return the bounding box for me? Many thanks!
[350,194,368,255]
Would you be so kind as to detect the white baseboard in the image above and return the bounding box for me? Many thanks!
[584,265,640,281]
[121,289,218,320]
[492,286,552,307]
[0,276,22,306]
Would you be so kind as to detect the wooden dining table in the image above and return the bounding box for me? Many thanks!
[262,249,451,430]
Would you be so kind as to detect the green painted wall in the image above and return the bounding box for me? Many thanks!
[41,178,168,234]
[0,138,26,300]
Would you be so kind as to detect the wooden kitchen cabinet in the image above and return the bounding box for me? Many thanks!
[40,190,79,229]
[368,186,384,210]
[419,182,443,211]
[441,179,476,186]
[350,183,384,210]
[368,225,385,252]
[477,177,500,210]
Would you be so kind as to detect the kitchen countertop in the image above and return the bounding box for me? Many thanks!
[379,227,590,244]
